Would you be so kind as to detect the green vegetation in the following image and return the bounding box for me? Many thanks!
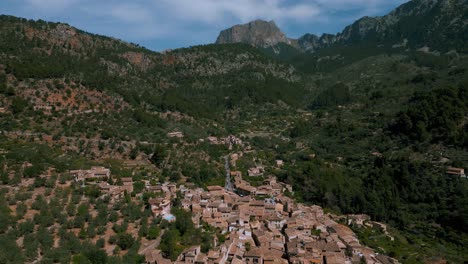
[392,85,467,145]
[309,82,351,109]
[352,223,467,263]
[159,208,214,260]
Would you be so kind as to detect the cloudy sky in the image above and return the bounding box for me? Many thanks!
[0,0,408,51]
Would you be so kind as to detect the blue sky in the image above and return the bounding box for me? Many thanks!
[0,0,409,51]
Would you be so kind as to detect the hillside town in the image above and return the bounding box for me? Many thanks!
[0,130,445,263]
[2,129,463,263]
[1,152,402,264]
[154,181,398,263]
[67,164,398,264]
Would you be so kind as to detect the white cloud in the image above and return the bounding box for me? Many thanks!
[314,0,407,9]
[109,3,153,24]
[153,0,322,24]
[314,0,410,17]
[15,0,410,49]
[150,0,409,25]
[26,0,78,12]
[75,0,324,40]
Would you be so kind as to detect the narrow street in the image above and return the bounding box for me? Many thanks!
[224,154,233,192]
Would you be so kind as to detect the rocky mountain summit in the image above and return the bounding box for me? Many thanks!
[215,19,289,48]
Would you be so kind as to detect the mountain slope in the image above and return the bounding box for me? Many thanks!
[0,14,309,150]
[292,0,468,53]
[282,0,466,73]
[297,0,468,52]
[0,15,305,119]
[216,0,467,73]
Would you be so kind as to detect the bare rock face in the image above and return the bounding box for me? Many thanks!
[215,20,289,48]
[297,33,337,52]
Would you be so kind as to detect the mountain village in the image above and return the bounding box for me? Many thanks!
[0,0,466,262]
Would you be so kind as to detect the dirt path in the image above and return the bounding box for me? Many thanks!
[138,230,165,255]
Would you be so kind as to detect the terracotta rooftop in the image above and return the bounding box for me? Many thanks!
[207,185,224,191]
[244,247,263,258]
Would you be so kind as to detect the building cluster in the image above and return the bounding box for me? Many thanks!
[70,166,134,202]
[205,135,243,147]
[247,166,265,177]
[234,173,292,197]
[147,183,177,220]
[68,166,398,264]
[70,166,111,181]
[97,177,134,201]
[163,174,399,264]
[71,167,180,218]
[167,131,184,138]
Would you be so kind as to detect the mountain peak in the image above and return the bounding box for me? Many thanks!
[215,19,288,48]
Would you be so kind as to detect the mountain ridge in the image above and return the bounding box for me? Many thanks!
[216,0,468,53]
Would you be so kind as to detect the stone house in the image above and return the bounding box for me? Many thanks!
[70,166,110,181]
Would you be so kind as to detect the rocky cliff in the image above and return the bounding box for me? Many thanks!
[215,20,289,48]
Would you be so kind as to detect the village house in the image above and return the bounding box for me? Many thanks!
[147,184,163,193]
[275,160,284,167]
[207,186,225,197]
[231,171,242,180]
[255,185,273,196]
[207,136,220,145]
[224,135,243,146]
[346,214,371,226]
[98,182,134,202]
[248,166,265,177]
[167,131,184,138]
[244,247,264,264]
[70,166,111,182]
[144,249,171,264]
[296,142,304,149]
[230,154,240,166]
[148,198,171,216]
[98,182,113,192]
[266,214,287,230]
[176,245,201,264]
[122,177,133,185]
[446,167,466,178]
